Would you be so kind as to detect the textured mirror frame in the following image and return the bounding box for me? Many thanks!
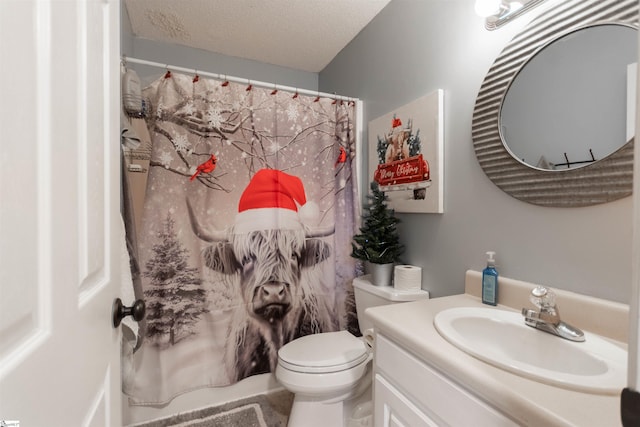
[472,0,638,207]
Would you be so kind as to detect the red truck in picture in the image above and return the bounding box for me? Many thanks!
[373,115,432,199]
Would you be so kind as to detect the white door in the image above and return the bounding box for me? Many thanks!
[0,0,122,425]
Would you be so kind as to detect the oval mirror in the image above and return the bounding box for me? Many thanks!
[501,24,637,171]
[472,0,637,207]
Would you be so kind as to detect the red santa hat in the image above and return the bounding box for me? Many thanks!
[233,169,319,233]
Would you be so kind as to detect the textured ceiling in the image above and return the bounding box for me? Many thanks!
[124,0,392,73]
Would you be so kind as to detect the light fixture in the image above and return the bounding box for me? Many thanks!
[475,0,545,30]
[474,0,503,17]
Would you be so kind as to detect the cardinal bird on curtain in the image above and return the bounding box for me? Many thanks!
[190,154,217,181]
[334,146,347,168]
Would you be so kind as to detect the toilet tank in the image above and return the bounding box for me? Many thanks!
[353,275,429,333]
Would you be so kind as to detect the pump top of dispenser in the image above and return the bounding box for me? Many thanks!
[486,251,496,267]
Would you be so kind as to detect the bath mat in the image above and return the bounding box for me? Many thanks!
[169,403,266,427]
[129,391,293,427]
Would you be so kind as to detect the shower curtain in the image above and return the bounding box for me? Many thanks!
[123,71,361,405]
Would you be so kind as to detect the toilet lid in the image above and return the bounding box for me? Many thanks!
[278,330,369,373]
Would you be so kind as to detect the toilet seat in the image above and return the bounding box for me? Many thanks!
[278,330,368,374]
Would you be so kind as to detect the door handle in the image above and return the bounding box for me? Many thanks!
[112,298,145,328]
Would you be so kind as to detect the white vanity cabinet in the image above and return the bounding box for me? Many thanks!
[366,271,625,426]
[373,333,518,427]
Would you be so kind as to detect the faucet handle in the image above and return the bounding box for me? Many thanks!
[529,286,556,310]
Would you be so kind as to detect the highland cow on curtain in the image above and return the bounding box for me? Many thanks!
[123,72,360,405]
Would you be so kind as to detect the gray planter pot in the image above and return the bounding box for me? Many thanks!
[367,261,394,287]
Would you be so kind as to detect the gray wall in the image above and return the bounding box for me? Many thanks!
[120,0,133,56]
[320,0,633,303]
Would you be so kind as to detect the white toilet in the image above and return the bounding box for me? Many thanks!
[275,275,429,427]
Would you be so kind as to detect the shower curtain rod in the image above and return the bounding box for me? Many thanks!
[122,56,359,102]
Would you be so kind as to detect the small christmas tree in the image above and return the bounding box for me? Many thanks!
[351,181,404,264]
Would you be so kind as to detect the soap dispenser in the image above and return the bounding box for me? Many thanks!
[482,251,498,306]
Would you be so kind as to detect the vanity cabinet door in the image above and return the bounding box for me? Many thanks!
[375,334,518,427]
[375,375,440,427]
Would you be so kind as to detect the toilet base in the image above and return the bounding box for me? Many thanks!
[287,395,344,427]
[286,376,372,427]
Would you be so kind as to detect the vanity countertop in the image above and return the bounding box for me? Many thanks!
[364,270,628,427]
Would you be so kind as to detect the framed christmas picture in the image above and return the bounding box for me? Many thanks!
[368,89,444,213]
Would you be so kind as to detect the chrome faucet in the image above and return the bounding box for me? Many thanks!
[521,286,585,342]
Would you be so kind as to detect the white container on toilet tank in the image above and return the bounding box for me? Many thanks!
[275,275,429,427]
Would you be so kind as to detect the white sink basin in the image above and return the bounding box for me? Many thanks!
[434,307,626,394]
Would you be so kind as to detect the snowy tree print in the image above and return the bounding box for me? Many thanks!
[143,73,357,201]
[143,212,208,347]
